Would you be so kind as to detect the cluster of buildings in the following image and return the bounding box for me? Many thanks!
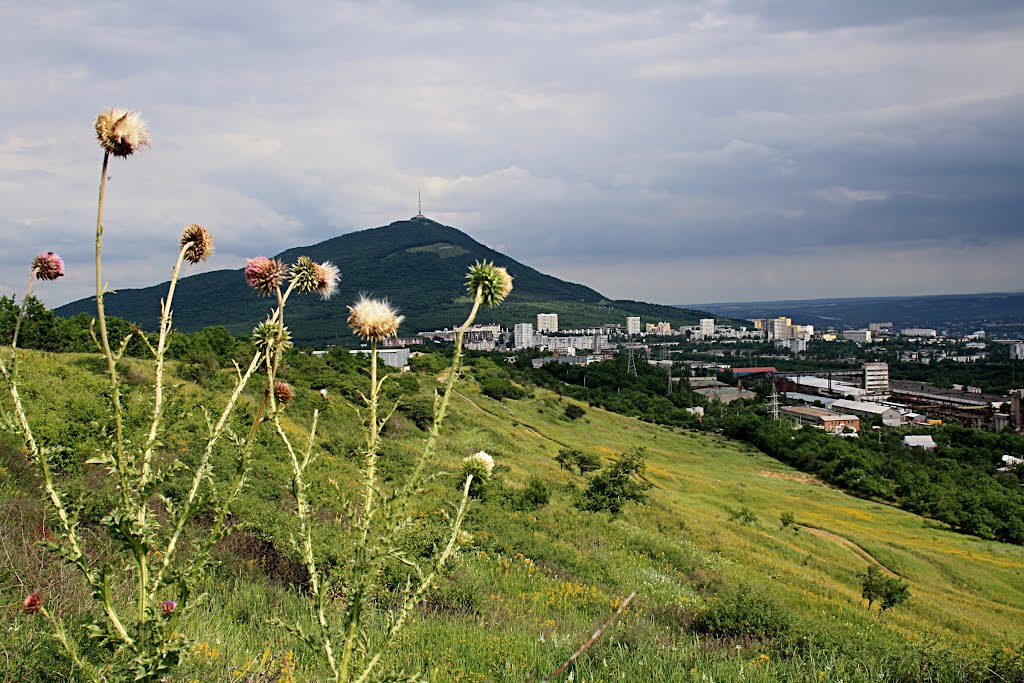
[419,313,739,355]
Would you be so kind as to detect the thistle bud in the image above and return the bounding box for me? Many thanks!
[252,318,292,350]
[22,590,43,614]
[465,261,513,307]
[273,381,295,406]
[162,599,177,615]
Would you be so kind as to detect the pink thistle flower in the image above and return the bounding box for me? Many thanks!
[94,108,150,158]
[314,261,340,300]
[22,590,43,614]
[32,252,64,281]
[245,257,286,296]
[273,381,295,406]
[162,599,177,615]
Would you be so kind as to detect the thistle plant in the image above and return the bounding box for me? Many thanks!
[273,262,512,683]
[0,110,326,681]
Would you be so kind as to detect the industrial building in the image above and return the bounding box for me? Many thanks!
[828,399,902,427]
[862,362,890,396]
[780,405,860,433]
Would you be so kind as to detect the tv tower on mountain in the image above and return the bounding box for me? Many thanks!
[416,189,424,218]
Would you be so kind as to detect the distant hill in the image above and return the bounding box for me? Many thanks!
[686,292,1024,336]
[57,217,715,345]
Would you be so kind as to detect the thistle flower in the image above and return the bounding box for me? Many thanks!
[252,318,292,350]
[314,261,340,299]
[274,381,295,405]
[347,295,404,341]
[31,252,64,281]
[291,256,340,299]
[245,257,286,296]
[22,590,43,614]
[465,261,513,307]
[161,600,177,615]
[179,224,214,264]
[462,450,495,479]
[94,108,150,158]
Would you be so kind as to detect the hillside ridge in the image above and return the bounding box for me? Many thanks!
[55,217,716,344]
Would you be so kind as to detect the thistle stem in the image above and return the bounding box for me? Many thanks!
[10,271,36,356]
[93,151,129,509]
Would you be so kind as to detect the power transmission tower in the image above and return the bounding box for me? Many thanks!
[626,346,637,377]
[768,380,780,420]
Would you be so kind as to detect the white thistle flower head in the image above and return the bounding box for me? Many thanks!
[462,450,495,480]
[347,295,404,341]
[94,108,150,157]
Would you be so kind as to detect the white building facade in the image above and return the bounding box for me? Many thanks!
[513,323,534,349]
[536,313,559,333]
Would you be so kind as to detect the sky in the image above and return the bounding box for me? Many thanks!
[2,1,1023,309]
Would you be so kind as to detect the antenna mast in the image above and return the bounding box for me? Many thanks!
[416,189,424,217]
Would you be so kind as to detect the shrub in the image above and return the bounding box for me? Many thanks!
[513,475,551,511]
[860,564,911,612]
[692,585,791,639]
[728,505,757,526]
[779,511,795,528]
[555,447,601,475]
[480,376,527,401]
[577,448,652,516]
[564,403,586,420]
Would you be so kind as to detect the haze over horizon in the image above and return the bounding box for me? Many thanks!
[3,1,1023,309]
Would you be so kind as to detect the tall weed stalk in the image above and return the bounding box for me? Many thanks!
[274,262,511,683]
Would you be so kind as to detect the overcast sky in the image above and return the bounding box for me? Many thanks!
[3,1,1023,309]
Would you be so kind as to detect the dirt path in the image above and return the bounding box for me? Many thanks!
[453,391,565,447]
[802,526,895,573]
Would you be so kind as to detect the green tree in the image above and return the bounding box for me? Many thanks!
[577,448,652,516]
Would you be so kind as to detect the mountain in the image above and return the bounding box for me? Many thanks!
[56,217,714,345]
[685,292,1024,337]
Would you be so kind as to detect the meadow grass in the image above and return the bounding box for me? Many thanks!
[2,349,1023,681]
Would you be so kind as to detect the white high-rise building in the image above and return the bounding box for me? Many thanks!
[700,318,716,337]
[626,316,641,336]
[537,313,559,333]
[513,323,534,349]
[862,362,890,396]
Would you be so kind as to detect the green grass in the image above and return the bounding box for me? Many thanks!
[2,349,1023,681]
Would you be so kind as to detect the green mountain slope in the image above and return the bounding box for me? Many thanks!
[55,217,714,344]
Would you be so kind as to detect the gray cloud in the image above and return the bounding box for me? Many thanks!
[1,1,1022,310]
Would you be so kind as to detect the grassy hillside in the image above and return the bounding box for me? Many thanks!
[54,218,716,344]
[2,348,1023,681]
